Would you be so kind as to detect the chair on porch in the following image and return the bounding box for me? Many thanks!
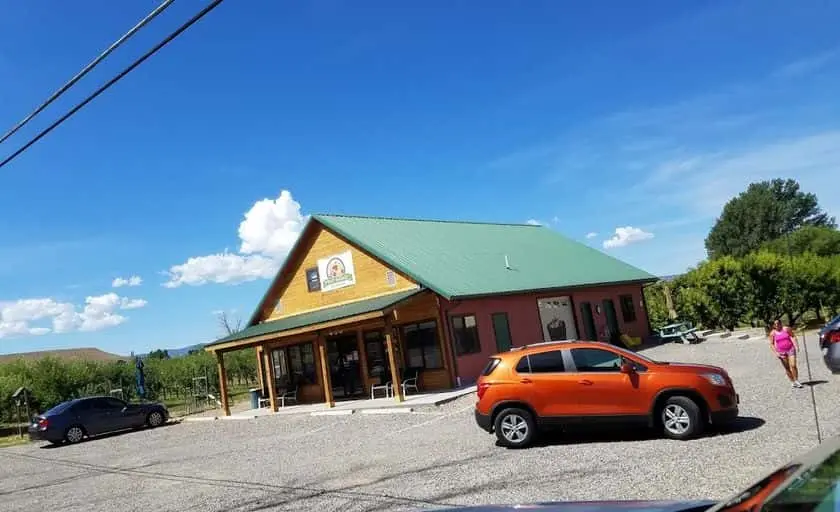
[279,384,298,407]
[370,366,392,399]
[400,368,420,396]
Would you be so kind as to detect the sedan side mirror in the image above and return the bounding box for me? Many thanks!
[620,362,635,374]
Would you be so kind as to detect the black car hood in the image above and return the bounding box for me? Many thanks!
[432,499,717,512]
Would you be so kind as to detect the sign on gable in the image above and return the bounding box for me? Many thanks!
[317,250,356,292]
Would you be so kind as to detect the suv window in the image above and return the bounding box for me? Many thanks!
[525,350,565,373]
[515,356,531,373]
[570,348,622,372]
[481,358,501,376]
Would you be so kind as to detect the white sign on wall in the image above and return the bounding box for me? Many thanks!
[537,296,578,341]
[317,250,356,292]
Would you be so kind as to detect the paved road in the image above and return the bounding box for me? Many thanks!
[2,334,837,512]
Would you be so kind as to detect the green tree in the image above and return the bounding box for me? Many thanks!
[705,178,835,259]
[741,251,786,328]
[643,281,671,329]
[761,226,840,257]
[147,349,170,360]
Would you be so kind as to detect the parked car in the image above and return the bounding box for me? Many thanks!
[474,340,738,448]
[28,396,169,445]
[818,314,840,374]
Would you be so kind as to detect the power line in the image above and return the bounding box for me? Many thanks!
[0,0,226,170]
[0,0,176,147]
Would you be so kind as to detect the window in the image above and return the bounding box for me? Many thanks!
[306,267,321,292]
[481,358,501,376]
[271,342,316,386]
[491,313,513,352]
[364,330,386,377]
[89,398,125,411]
[619,294,637,323]
[402,321,443,369]
[527,350,566,373]
[570,348,622,372]
[451,314,481,355]
[515,356,531,373]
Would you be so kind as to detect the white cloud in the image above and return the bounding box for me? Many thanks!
[163,190,307,288]
[603,227,654,249]
[0,293,147,339]
[112,275,142,288]
[525,219,542,226]
[585,232,598,239]
[162,252,278,288]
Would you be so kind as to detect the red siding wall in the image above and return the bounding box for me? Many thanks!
[441,283,650,385]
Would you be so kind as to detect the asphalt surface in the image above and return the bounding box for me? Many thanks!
[2,334,838,512]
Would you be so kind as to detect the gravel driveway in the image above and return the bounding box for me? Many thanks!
[2,334,837,512]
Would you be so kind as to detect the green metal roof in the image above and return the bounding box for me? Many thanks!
[314,214,656,299]
[206,288,422,349]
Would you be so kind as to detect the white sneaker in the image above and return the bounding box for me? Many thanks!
[793,380,804,388]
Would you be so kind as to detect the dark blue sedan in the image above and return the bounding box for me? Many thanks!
[28,396,169,445]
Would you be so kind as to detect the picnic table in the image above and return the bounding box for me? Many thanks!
[658,322,701,345]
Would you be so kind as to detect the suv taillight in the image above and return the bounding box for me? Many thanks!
[829,331,840,343]
[37,418,48,431]
[477,382,491,400]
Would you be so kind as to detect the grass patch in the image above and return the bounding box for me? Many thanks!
[0,434,29,448]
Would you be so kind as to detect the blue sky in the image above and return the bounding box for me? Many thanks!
[1,0,839,355]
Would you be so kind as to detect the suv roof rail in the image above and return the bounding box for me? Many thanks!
[510,340,578,351]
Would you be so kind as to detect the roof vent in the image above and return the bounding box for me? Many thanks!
[504,254,511,270]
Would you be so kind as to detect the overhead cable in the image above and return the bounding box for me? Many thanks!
[0,0,177,146]
[0,0,226,170]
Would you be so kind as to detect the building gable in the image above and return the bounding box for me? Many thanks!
[254,222,419,323]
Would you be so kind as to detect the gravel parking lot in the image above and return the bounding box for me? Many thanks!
[2,334,838,512]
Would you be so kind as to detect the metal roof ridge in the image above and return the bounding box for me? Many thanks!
[312,213,542,228]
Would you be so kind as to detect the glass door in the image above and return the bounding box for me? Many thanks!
[579,302,597,340]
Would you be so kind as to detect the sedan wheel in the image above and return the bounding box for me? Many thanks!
[147,411,164,428]
[65,426,85,444]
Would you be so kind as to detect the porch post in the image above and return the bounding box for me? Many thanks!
[435,297,457,388]
[356,328,370,394]
[384,317,404,403]
[215,351,231,416]
[256,346,265,394]
[263,348,278,412]
[317,333,335,408]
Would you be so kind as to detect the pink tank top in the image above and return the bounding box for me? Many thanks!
[773,329,794,351]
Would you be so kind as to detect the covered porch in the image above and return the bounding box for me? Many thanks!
[205,289,457,416]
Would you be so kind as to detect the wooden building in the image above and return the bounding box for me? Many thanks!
[204,214,657,415]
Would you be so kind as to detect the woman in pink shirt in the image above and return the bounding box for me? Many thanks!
[770,319,803,388]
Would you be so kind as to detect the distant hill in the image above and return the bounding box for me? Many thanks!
[165,344,206,358]
[0,347,126,364]
[138,343,206,359]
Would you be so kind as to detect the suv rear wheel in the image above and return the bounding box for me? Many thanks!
[494,407,536,448]
[660,396,703,440]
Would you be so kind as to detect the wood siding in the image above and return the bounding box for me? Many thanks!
[265,225,418,321]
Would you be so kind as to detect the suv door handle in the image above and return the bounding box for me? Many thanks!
[520,378,533,384]
[578,379,593,385]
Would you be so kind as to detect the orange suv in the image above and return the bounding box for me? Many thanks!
[474,340,739,448]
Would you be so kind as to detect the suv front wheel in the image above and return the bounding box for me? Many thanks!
[494,407,536,448]
[660,396,703,440]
